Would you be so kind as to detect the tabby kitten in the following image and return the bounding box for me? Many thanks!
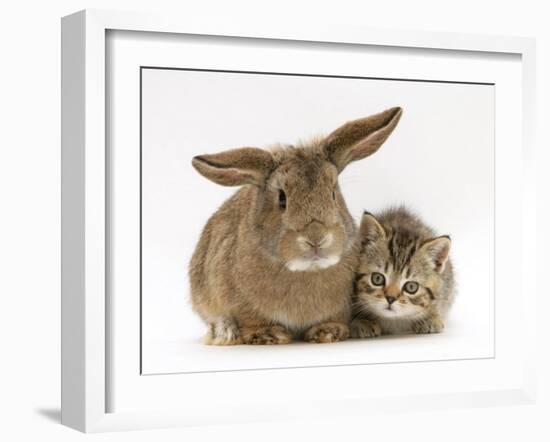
[351,207,455,337]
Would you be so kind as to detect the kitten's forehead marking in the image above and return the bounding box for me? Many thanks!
[405,267,412,279]
[389,272,404,289]
[386,230,421,273]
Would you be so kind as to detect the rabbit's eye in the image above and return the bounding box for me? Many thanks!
[278,190,287,209]
[332,191,336,200]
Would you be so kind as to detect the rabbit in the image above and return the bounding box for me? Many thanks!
[189,107,403,345]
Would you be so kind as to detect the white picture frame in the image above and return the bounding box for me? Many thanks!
[61,9,537,433]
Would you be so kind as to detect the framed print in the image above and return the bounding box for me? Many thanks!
[61,9,537,432]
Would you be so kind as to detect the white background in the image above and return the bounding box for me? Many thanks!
[141,68,494,373]
[0,1,548,441]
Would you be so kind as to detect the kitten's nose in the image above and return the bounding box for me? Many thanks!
[385,295,397,305]
[386,283,400,297]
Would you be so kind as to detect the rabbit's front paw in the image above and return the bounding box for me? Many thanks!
[304,322,350,343]
[204,318,242,345]
[350,319,382,338]
[241,325,292,345]
[413,317,444,334]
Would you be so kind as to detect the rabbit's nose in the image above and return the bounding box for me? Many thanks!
[306,233,332,249]
[304,240,317,249]
[300,233,333,251]
[302,220,327,238]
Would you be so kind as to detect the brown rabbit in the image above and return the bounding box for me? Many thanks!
[190,107,403,345]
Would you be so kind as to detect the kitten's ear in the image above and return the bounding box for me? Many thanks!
[359,211,386,244]
[324,107,403,172]
[420,236,451,273]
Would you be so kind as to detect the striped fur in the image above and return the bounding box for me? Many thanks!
[351,206,455,337]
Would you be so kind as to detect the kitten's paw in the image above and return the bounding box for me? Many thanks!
[350,319,382,338]
[241,325,292,345]
[414,317,444,334]
[304,322,350,343]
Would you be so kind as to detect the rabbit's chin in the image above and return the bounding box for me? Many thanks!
[285,254,340,272]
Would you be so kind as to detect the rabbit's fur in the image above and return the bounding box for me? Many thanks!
[190,107,403,345]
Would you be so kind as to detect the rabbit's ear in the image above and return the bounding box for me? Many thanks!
[192,147,274,187]
[324,107,403,171]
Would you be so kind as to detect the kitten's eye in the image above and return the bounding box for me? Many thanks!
[403,281,419,294]
[371,272,386,286]
[278,189,287,209]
